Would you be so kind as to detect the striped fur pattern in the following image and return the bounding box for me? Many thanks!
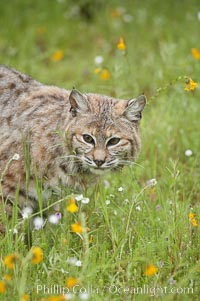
[0,65,146,214]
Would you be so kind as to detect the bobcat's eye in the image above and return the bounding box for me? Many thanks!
[107,137,120,147]
[83,134,95,145]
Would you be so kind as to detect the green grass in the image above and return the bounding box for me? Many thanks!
[0,0,200,300]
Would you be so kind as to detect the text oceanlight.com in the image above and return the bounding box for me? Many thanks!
[36,284,194,297]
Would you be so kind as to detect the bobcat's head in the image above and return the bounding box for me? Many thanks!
[65,89,146,175]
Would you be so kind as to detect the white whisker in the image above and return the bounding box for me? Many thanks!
[119,160,144,169]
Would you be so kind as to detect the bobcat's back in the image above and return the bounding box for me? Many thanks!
[0,66,72,207]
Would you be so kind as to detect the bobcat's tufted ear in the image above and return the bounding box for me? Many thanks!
[69,88,90,116]
[123,95,147,122]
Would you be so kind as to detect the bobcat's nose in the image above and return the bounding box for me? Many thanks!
[94,159,105,167]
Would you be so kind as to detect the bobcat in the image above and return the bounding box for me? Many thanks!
[0,65,146,225]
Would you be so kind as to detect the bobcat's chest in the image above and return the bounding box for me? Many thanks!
[46,160,98,192]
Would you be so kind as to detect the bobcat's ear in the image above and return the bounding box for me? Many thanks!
[123,95,147,122]
[69,88,90,116]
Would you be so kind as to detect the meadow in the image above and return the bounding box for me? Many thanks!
[0,0,200,300]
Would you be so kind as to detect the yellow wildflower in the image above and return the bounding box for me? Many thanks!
[144,264,158,276]
[66,198,78,213]
[100,69,110,80]
[4,253,19,269]
[191,218,198,227]
[22,294,29,301]
[192,48,200,59]
[66,277,79,289]
[111,8,122,18]
[117,37,126,51]
[4,274,12,281]
[188,213,195,219]
[0,281,6,294]
[50,49,64,62]
[94,68,101,74]
[89,235,93,243]
[31,246,43,264]
[94,68,110,80]
[190,80,198,90]
[71,222,83,234]
[184,78,198,92]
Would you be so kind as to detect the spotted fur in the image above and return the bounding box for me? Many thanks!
[0,65,146,219]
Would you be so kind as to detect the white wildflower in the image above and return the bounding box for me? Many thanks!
[68,257,78,265]
[75,194,84,202]
[169,277,176,285]
[94,55,104,65]
[198,12,200,21]
[136,205,141,211]
[146,178,157,186]
[48,214,60,224]
[118,187,124,192]
[22,206,33,219]
[185,149,192,157]
[65,293,73,300]
[13,228,18,234]
[75,194,90,204]
[105,199,110,205]
[33,216,45,230]
[81,197,90,204]
[79,293,89,300]
[124,199,129,204]
[12,153,20,161]
[75,260,82,267]
[68,257,82,267]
